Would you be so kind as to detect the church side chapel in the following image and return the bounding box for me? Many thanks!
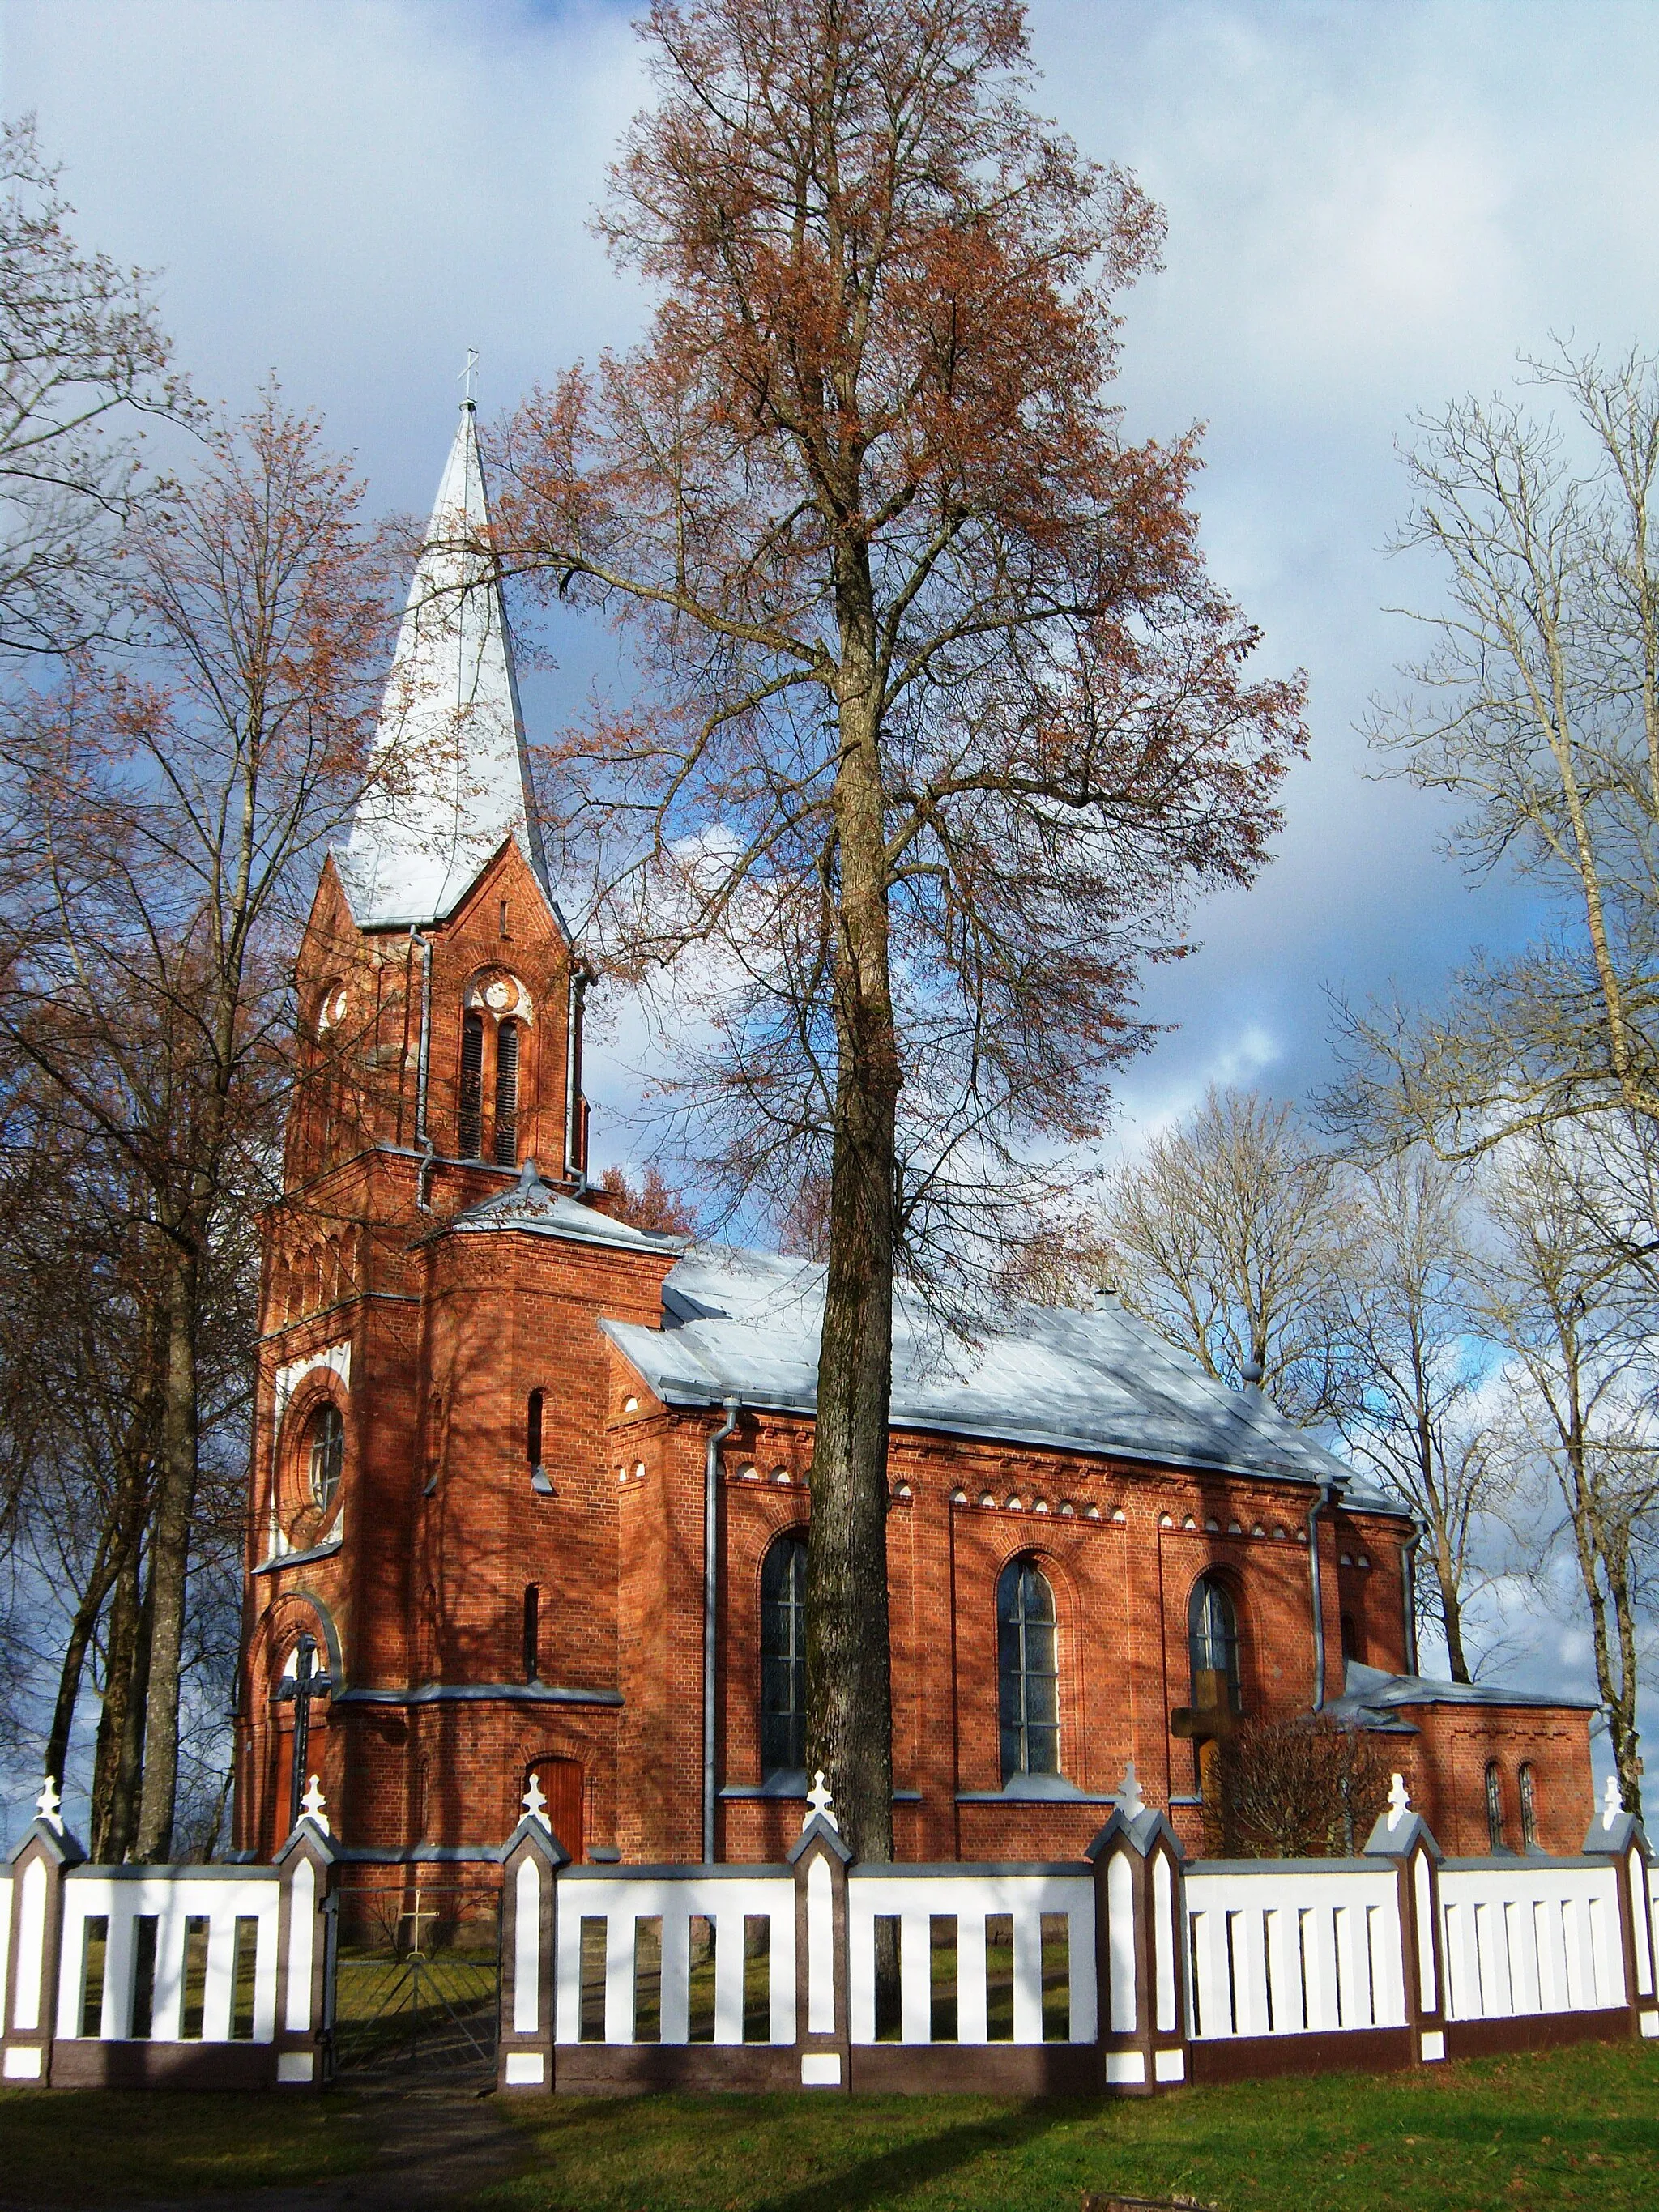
[234,410,1594,1875]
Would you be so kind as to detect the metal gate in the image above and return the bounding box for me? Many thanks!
[326,1876,500,2084]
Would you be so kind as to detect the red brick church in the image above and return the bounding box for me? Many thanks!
[232,408,1593,1872]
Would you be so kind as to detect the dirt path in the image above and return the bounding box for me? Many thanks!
[93,2093,525,2212]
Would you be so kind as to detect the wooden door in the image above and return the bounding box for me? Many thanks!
[528,1756,584,1862]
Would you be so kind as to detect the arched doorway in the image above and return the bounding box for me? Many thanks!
[527,1754,585,1862]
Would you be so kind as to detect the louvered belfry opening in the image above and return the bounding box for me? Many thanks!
[458,1009,484,1157]
[493,1016,520,1165]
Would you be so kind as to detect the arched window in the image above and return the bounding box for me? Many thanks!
[493,1016,520,1166]
[1486,1760,1506,1851]
[527,1388,544,1469]
[1519,1762,1538,1852]
[1188,1575,1242,1714]
[997,1555,1060,1781]
[458,1010,484,1157]
[522,1584,540,1682]
[760,1534,808,1778]
[307,1403,343,1513]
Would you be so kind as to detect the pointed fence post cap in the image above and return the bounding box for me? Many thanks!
[1386,1771,1411,1832]
[804,1770,838,1833]
[35,1775,63,1835]
[1601,1774,1623,1831]
[1115,1760,1146,1820]
[299,1775,330,1834]
[523,1772,550,1828]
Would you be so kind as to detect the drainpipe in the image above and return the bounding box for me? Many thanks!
[564,967,590,1187]
[410,927,435,1213]
[1400,1520,1425,1677]
[703,1395,740,1864]
[1308,1481,1333,1711]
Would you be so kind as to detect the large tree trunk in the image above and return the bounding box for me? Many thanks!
[805,612,898,1868]
[134,1247,200,1860]
[1432,1532,1472,1684]
[95,1548,153,1862]
[43,1524,118,1794]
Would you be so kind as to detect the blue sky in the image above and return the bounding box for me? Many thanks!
[11,0,1652,1146]
[4,0,1656,1775]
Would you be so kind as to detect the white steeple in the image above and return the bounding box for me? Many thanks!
[336,400,548,930]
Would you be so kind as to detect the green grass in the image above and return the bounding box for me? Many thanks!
[486,2040,1659,2212]
[4,2039,1653,2209]
[0,2088,380,2204]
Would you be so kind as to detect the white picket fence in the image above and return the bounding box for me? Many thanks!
[1439,1859,1623,2023]
[54,1868,282,2045]
[1184,1860,1407,2040]
[556,1869,796,2046]
[9,1776,1659,2094]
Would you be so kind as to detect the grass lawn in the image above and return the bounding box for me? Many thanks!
[0,2087,380,2205]
[486,2039,1659,2212]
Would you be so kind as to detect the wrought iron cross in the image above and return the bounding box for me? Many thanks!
[279,1634,326,1834]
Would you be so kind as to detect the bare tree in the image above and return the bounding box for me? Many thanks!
[1473,1133,1658,1818]
[1220,1714,1393,1860]
[0,116,186,657]
[493,1,1305,1857]
[1333,343,1659,1160]
[0,391,392,1856]
[1333,1150,1498,1682]
[1098,1088,1355,1423]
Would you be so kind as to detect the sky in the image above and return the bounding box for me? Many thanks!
[2,0,1655,1784]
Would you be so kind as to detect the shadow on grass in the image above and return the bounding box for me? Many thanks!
[505,2094,1088,2212]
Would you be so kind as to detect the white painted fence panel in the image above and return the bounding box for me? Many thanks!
[553,1871,795,2046]
[53,1870,281,2044]
[1183,1862,1405,2039]
[1438,1860,1622,2022]
[847,1869,1095,2046]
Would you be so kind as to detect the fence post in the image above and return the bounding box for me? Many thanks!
[273,1788,339,2087]
[1584,1779,1659,2042]
[1,1781,83,2086]
[1085,1766,1189,2095]
[788,1779,852,2092]
[1363,1773,1448,2065]
[497,1784,569,2091]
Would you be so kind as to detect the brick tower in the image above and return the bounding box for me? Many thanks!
[233,403,681,1865]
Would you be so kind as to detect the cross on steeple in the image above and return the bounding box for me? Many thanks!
[460,347,480,407]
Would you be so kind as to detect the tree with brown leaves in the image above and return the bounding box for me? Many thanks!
[0,390,393,1856]
[494,1,1306,1859]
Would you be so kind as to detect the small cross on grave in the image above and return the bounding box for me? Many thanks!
[1385,1771,1410,1833]
[1602,1774,1624,1831]
[522,1772,550,1829]
[35,1775,63,1835]
[400,1886,441,1961]
[299,1775,330,1834]
[803,1769,838,1833]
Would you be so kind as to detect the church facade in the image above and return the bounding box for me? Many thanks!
[232,410,1594,1873]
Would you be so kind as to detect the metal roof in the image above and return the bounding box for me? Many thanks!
[598,1238,1401,1499]
[335,403,549,931]
[1328,1660,1598,1724]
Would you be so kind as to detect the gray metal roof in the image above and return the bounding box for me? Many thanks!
[335,404,550,931]
[1328,1660,1598,1725]
[599,1240,1401,1499]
